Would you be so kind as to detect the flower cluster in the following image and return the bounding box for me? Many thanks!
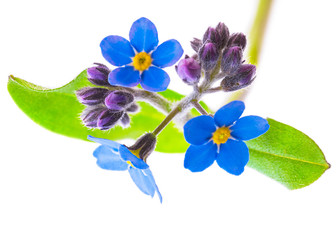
[184,101,269,175]
[176,23,256,91]
[76,63,138,130]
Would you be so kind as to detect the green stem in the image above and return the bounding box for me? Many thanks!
[191,101,209,115]
[230,0,273,101]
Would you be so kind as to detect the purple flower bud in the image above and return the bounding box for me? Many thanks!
[81,107,106,128]
[126,103,139,113]
[199,42,219,71]
[97,109,124,130]
[87,63,111,86]
[76,87,109,106]
[227,33,247,50]
[221,64,256,92]
[190,38,203,53]
[104,91,134,111]
[203,27,220,45]
[215,22,230,49]
[120,113,130,127]
[128,133,157,161]
[221,46,243,75]
[175,56,201,85]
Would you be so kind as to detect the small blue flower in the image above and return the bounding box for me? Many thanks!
[88,136,162,202]
[100,17,184,92]
[183,101,269,175]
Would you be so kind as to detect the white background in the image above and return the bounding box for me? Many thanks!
[1,0,336,239]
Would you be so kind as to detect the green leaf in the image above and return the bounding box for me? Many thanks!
[247,118,330,189]
[7,71,189,153]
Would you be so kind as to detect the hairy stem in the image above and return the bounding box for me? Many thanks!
[191,101,209,115]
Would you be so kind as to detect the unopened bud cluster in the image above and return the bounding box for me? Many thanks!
[76,63,138,130]
[176,22,256,92]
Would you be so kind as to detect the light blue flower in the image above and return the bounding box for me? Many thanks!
[100,17,184,92]
[88,136,162,202]
[183,101,269,175]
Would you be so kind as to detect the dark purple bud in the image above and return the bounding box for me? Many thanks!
[126,103,139,113]
[128,133,157,161]
[221,46,243,75]
[120,113,130,127]
[221,64,256,92]
[190,38,203,52]
[199,42,219,71]
[81,107,106,128]
[76,87,109,106]
[227,33,247,50]
[215,22,230,49]
[175,55,201,85]
[203,27,220,45]
[87,63,111,86]
[97,109,124,130]
[104,91,134,111]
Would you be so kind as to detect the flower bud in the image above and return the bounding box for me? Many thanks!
[104,91,134,111]
[97,109,124,130]
[87,63,111,86]
[215,22,230,49]
[126,103,139,113]
[76,87,109,105]
[203,27,220,45]
[199,42,219,71]
[227,33,247,50]
[190,38,203,53]
[128,133,157,161]
[175,56,201,85]
[221,46,243,75]
[81,107,106,128]
[120,113,130,127]
[221,64,256,91]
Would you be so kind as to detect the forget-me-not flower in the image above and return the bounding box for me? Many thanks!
[183,101,269,175]
[100,17,184,92]
[88,135,162,202]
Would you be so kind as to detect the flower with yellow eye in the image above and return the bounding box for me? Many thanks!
[183,101,269,175]
[100,17,183,92]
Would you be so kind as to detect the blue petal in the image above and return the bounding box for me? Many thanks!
[128,167,155,197]
[88,136,121,151]
[93,145,128,171]
[108,67,140,87]
[214,101,245,127]
[151,39,184,68]
[216,139,249,175]
[183,115,216,145]
[140,66,170,92]
[119,145,149,169]
[100,35,135,66]
[184,141,217,172]
[230,116,270,140]
[129,17,158,53]
[143,168,162,203]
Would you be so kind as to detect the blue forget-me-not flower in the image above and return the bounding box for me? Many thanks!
[100,17,184,92]
[88,135,162,202]
[183,101,269,175]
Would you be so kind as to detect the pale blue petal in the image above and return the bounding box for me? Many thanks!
[151,39,184,68]
[214,101,245,127]
[100,35,135,66]
[216,139,249,175]
[184,141,217,172]
[88,136,121,151]
[143,168,162,203]
[140,66,170,92]
[93,145,128,171]
[119,145,149,169]
[128,167,155,197]
[230,116,270,140]
[129,17,158,53]
[108,67,140,88]
[183,115,216,145]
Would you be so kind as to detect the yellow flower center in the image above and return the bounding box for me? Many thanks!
[212,127,231,145]
[133,52,152,71]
